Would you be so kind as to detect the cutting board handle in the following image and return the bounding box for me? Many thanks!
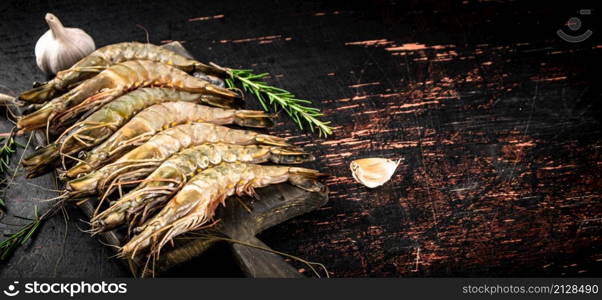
[231,236,304,278]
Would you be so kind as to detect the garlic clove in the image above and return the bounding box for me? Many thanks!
[35,13,95,74]
[350,157,400,188]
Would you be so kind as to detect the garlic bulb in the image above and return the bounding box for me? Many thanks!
[35,13,95,74]
[350,157,400,188]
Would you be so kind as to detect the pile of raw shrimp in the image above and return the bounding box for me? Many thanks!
[16,42,322,262]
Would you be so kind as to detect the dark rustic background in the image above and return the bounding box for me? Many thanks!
[0,0,600,277]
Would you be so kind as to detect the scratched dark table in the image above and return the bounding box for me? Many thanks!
[0,0,600,277]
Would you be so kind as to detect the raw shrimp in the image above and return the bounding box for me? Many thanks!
[64,102,275,179]
[21,88,243,178]
[66,122,292,194]
[91,144,315,232]
[120,163,324,258]
[19,42,226,103]
[17,60,240,132]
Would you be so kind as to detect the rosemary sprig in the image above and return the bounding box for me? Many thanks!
[0,135,17,174]
[0,207,41,260]
[225,68,332,137]
[0,128,45,260]
[0,131,19,211]
[0,200,64,261]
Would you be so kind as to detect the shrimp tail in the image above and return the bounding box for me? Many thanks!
[201,94,244,109]
[233,110,276,128]
[21,143,60,178]
[287,167,327,192]
[193,62,228,78]
[269,147,316,164]
[18,83,59,104]
[255,134,292,147]
[205,83,241,100]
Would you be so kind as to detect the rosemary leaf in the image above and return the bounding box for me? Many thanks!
[0,204,58,261]
[0,216,41,260]
[227,68,333,137]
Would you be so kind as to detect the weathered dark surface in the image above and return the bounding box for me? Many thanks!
[0,0,601,277]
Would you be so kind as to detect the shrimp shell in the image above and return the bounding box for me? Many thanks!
[90,144,315,232]
[120,163,324,258]
[67,123,292,194]
[19,42,226,103]
[17,60,240,132]
[21,88,242,178]
[64,102,275,179]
